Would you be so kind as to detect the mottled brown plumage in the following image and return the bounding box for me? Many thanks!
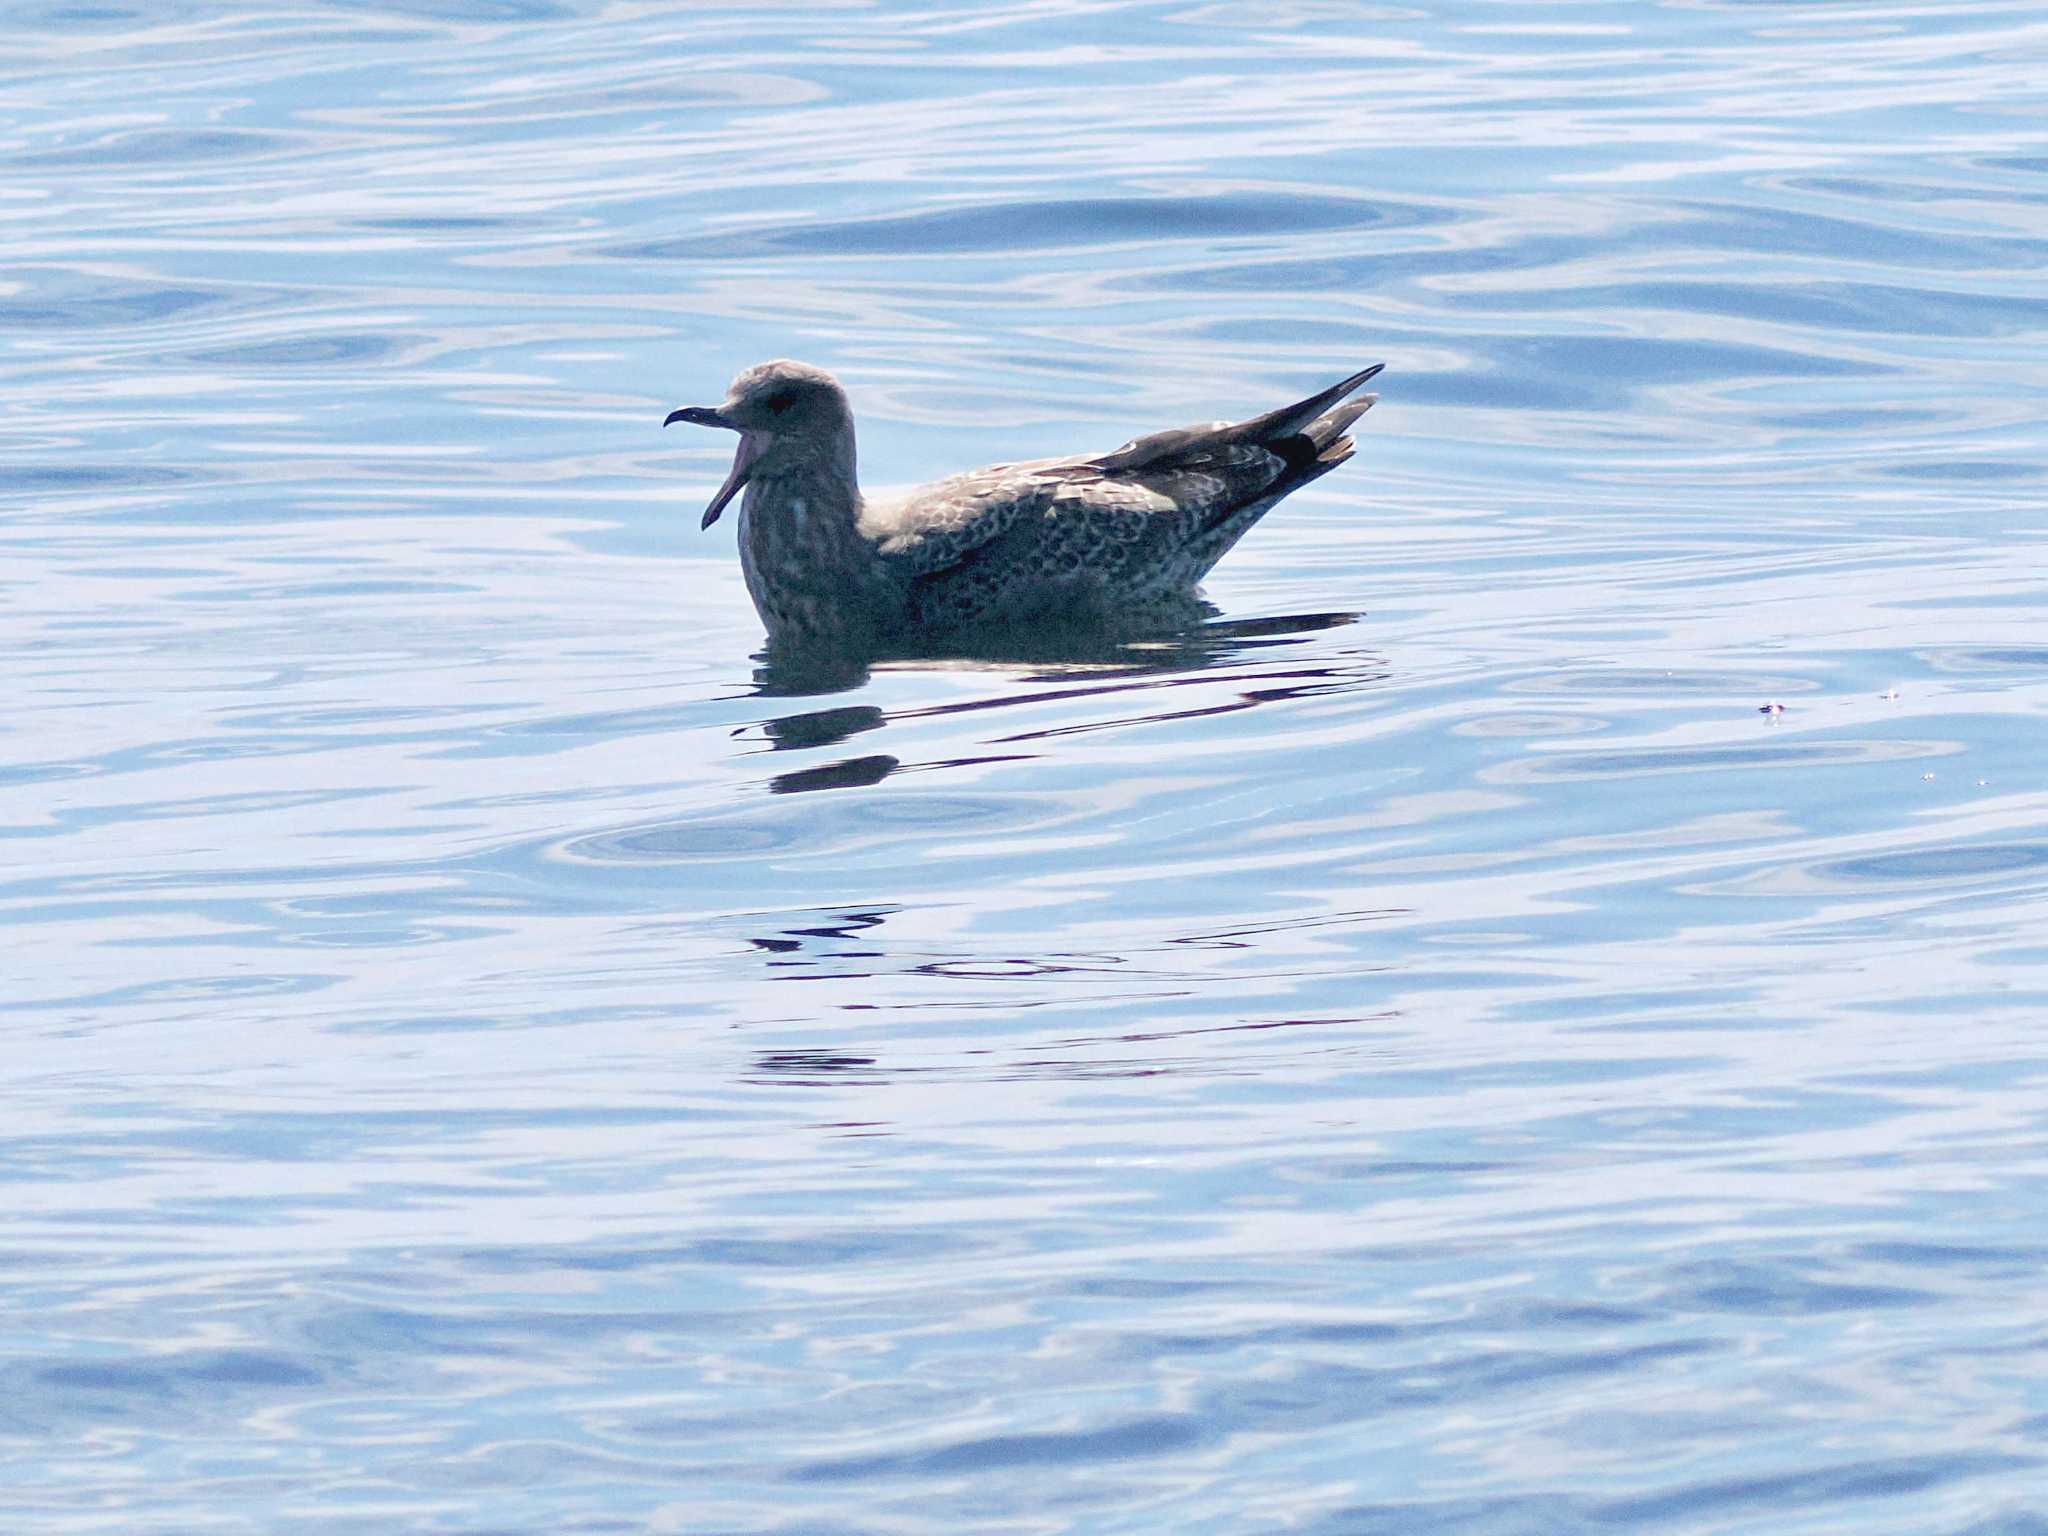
[664,360,1383,647]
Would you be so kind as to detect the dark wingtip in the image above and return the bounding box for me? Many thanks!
[1237,363,1389,446]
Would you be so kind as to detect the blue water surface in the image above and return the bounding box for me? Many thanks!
[4,1,2048,1532]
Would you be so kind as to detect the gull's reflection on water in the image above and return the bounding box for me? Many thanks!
[756,704,886,751]
[729,895,1413,1098]
[745,907,895,956]
[767,753,901,795]
[747,1050,885,1086]
[745,608,1386,795]
[744,604,1361,696]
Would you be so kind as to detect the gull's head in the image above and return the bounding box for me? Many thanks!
[664,360,852,529]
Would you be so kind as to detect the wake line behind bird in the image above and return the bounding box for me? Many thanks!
[665,360,1384,648]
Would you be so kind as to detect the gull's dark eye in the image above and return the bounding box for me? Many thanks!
[763,389,796,415]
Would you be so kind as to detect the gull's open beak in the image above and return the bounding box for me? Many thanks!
[664,404,763,529]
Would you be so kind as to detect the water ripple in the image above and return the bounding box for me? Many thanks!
[7,0,2048,1531]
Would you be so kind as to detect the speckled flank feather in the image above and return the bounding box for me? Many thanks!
[675,361,1383,645]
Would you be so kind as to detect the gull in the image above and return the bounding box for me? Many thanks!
[664,359,1384,648]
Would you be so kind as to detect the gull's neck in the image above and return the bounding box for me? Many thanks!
[738,425,863,535]
[735,425,897,643]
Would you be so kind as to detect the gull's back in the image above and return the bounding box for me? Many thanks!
[860,365,1382,631]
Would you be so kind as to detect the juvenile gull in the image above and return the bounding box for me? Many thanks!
[664,359,1384,647]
